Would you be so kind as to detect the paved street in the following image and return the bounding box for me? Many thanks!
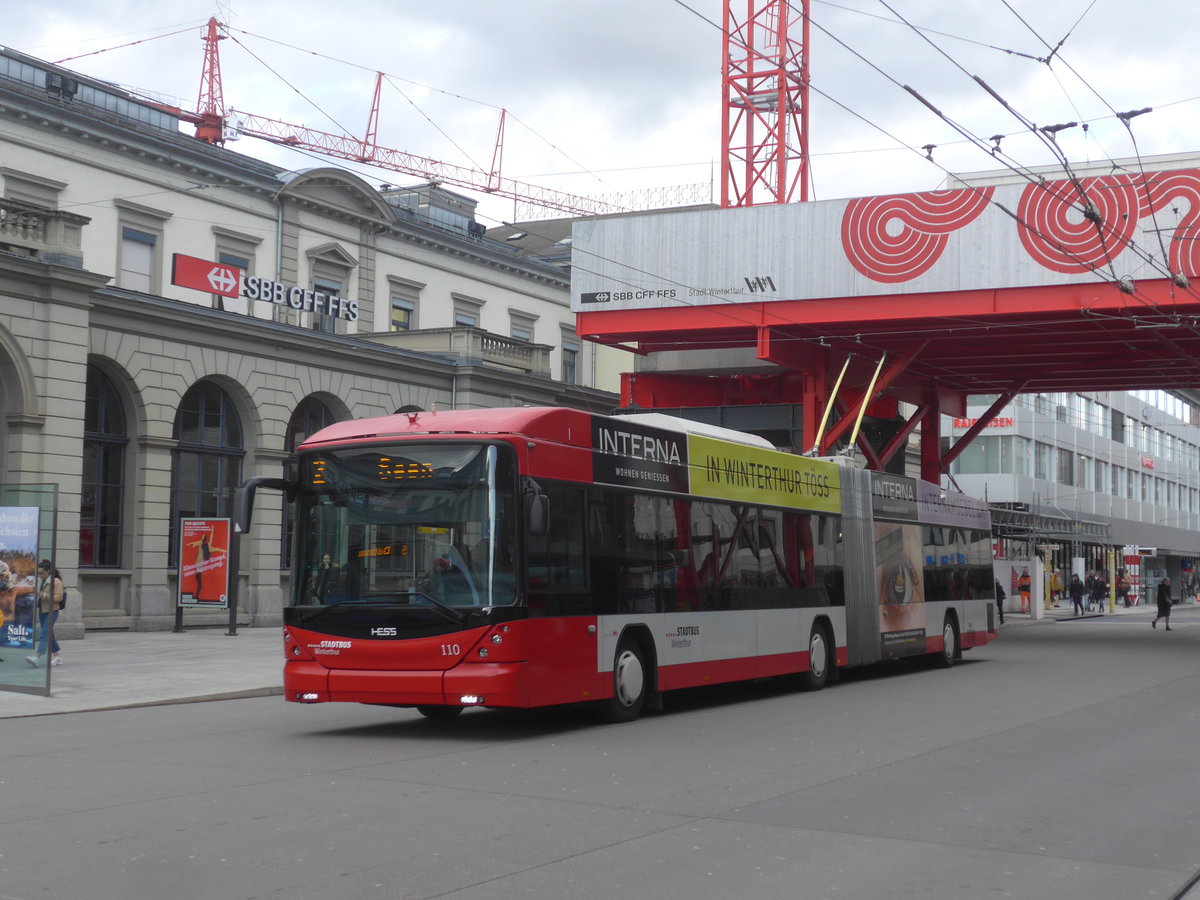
[3,609,1200,899]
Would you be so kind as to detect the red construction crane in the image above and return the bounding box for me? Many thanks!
[193,17,225,145]
[181,18,629,218]
[721,0,810,206]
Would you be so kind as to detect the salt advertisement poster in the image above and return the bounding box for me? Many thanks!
[0,507,41,650]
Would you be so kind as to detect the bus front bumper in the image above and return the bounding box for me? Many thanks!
[284,659,526,708]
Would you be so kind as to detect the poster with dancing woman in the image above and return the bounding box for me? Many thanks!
[178,518,230,608]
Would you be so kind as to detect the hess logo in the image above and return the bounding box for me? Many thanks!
[370,627,398,637]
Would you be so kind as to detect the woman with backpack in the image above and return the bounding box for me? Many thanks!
[26,559,64,668]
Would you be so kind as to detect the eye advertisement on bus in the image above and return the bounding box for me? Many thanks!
[876,521,927,653]
[178,518,231,608]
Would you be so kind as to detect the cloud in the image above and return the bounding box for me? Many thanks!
[6,0,1198,221]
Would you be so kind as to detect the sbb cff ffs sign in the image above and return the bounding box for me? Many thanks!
[170,254,360,321]
[172,253,242,298]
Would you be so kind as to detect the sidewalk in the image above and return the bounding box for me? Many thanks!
[1003,597,1196,626]
[0,626,283,719]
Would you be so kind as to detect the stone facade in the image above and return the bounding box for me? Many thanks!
[0,47,616,635]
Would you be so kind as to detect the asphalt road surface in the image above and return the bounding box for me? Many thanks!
[6,610,1200,900]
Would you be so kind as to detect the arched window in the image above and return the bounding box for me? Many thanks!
[81,365,129,567]
[170,382,243,565]
[282,397,338,567]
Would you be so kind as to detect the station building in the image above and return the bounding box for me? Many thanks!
[949,389,1200,605]
[0,47,617,636]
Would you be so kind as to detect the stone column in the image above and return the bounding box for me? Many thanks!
[241,448,291,628]
[129,434,178,630]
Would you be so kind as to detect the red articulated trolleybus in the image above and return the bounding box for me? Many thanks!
[236,407,998,722]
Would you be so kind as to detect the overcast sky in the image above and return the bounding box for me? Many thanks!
[8,1,1198,224]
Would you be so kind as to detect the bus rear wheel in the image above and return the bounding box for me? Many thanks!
[931,616,958,669]
[417,705,465,720]
[798,624,830,691]
[600,637,647,723]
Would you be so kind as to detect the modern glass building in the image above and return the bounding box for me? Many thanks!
[948,389,1200,606]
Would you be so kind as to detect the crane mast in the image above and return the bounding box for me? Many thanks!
[183,10,808,217]
[186,17,629,217]
[721,0,810,206]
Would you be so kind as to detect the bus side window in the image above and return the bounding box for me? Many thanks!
[818,515,845,606]
[588,490,622,615]
[528,485,586,614]
[706,503,741,610]
[670,498,698,612]
[690,502,716,610]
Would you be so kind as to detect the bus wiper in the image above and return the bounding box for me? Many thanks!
[411,591,468,625]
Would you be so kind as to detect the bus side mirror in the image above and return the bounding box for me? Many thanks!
[521,477,548,537]
[235,476,295,533]
[526,492,548,537]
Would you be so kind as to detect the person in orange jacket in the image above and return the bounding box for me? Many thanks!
[1018,567,1032,613]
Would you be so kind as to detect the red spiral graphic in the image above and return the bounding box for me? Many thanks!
[1017,175,1142,273]
[1134,168,1200,279]
[841,188,994,283]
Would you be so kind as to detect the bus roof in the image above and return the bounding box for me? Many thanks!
[616,413,775,449]
[300,406,594,450]
[299,407,780,454]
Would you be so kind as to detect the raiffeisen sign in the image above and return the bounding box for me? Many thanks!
[171,254,360,322]
[570,168,1200,312]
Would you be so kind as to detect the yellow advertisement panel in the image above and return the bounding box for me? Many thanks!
[687,435,841,513]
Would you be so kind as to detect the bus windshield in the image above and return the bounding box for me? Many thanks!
[292,442,517,609]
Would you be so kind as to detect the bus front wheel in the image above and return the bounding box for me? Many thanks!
[601,637,647,723]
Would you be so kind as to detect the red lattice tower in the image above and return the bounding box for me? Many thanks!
[721,0,810,206]
[194,17,226,145]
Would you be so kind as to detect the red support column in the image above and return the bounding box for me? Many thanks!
[801,368,825,453]
[920,406,942,484]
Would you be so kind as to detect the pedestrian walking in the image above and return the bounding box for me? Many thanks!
[1116,569,1131,608]
[25,559,64,668]
[1018,567,1032,613]
[994,579,1006,625]
[1069,573,1085,616]
[1152,576,1174,631]
[1090,572,1108,615]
